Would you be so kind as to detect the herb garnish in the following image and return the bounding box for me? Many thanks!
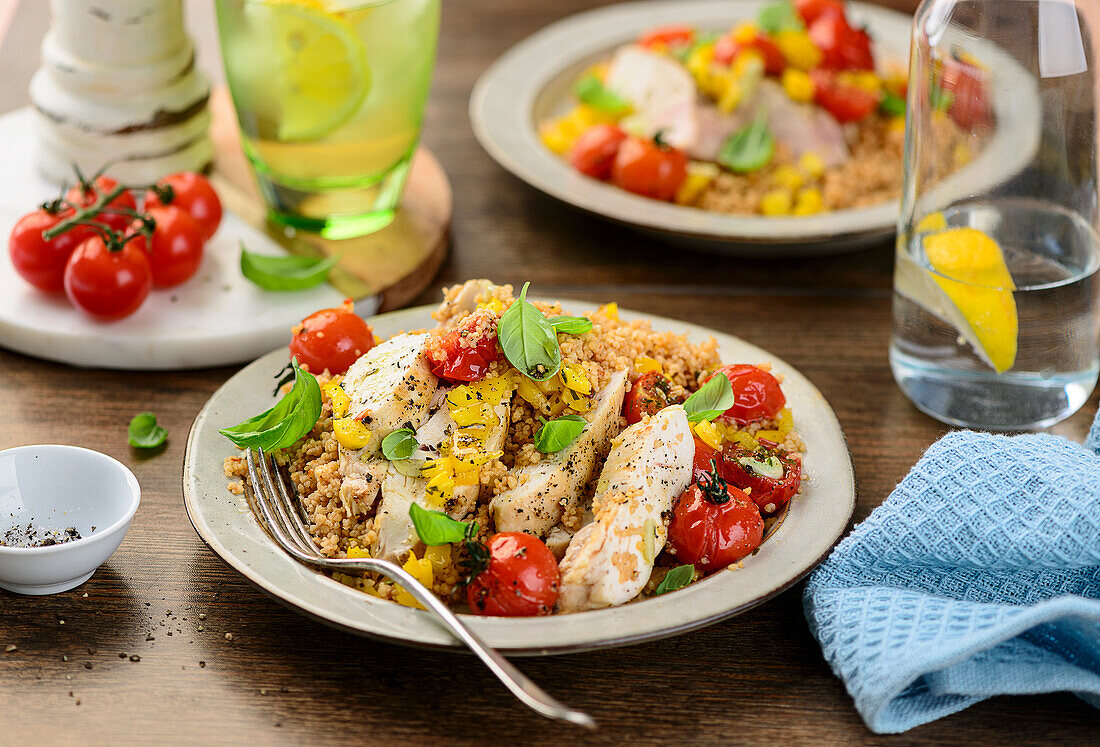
[381,428,418,460]
[533,414,587,454]
[219,360,322,451]
[128,412,168,449]
[682,374,734,422]
[548,315,593,336]
[240,244,339,291]
[880,91,906,117]
[409,503,470,546]
[717,113,775,173]
[654,564,696,595]
[758,2,804,33]
[459,522,490,586]
[699,459,732,505]
[573,74,631,114]
[498,282,562,381]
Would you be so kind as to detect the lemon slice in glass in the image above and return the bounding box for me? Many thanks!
[896,225,1018,373]
[246,1,371,142]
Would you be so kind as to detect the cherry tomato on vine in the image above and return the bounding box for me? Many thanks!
[707,364,787,424]
[288,301,375,376]
[65,176,137,234]
[569,124,627,180]
[466,532,560,616]
[136,206,204,288]
[611,136,688,202]
[145,172,223,241]
[427,310,500,382]
[63,235,152,320]
[720,443,802,515]
[667,468,764,572]
[623,371,683,424]
[8,207,93,292]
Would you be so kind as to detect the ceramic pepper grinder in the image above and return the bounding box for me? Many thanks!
[29,0,213,184]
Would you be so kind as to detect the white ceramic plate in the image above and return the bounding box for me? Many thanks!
[470,0,1041,256]
[183,301,855,654]
[0,107,354,371]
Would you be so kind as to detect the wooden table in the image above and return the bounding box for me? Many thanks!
[1,1,1097,743]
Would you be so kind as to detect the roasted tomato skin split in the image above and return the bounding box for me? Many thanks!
[623,371,683,424]
[707,364,786,424]
[427,311,501,382]
[289,301,376,376]
[720,444,802,515]
[667,466,764,573]
[466,532,561,616]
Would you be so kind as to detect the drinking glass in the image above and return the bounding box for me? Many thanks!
[215,0,440,238]
[891,0,1100,430]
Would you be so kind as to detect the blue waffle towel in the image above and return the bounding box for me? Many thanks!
[804,410,1100,733]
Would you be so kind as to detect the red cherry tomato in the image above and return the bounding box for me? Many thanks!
[720,444,803,515]
[708,364,787,424]
[692,436,721,481]
[8,208,94,292]
[638,25,695,50]
[65,176,137,234]
[623,371,683,424]
[611,136,688,202]
[794,0,846,25]
[466,532,560,616]
[811,69,879,123]
[289,301,375,376]
[569,124,628,180]
[940,58,992,130]
[63,235,152,320]
[667,470,764,573]
[713,33,786,75]
[808,11,875,71]
[136,206,204,288]
[426,310,500,382]
[145,172,223,241]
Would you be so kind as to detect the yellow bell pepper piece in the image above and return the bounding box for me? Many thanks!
[760,189,793,216]
[634,357,663,374]
[774,30,822,70]
[598,302,619,321]
[732,22,759,44]
[781,68,814,104]
[561,364,591,394]
[323,381,351,418]
[772,164,805,191]
[346,545,370,559]
[561,386,593,413]
[757,408,794,442]
[333,418,372,449]
[692,420,724,451]
[792,187,824,216]
[798,151,826,179]
[393,551,434,609]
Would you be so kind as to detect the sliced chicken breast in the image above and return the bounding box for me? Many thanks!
[434,279,504,330]
[558,405,694,612]
[754,80,850,167]
[337,453,386,516]
[606,45,699,152]
[491,370,628,537]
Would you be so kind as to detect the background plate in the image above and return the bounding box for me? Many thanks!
[183,301,856,654]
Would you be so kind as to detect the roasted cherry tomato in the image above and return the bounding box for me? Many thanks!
[8,207,93,292]
[638,25,695,50]
[811,69,879,123]
[667,467,764,572]
[611,136,688,202]
[623,371,682,424]
[289,301,375,376]
[427,310,500,382]
[145,172,223,241]
[569,124,628,180]
[720,443,802,515]
[466,532,560,616]
[939,58,992,130]
[65,176,137,234]
[692,436,721,481]
[136,206,204,288]
[708,364,786,424]
[808,11,875,71]
[794,0,846,25]
[63,235,152,320]
[713,33,786,75]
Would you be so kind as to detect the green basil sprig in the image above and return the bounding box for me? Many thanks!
[220,360,322,451]
[718,113,775,173]
[128,412,167,449]
[573,74,631,114]
[498,282,562,381]
[381,428,417,460]
[683,374,734,422]
[548,315,593,335]
[409,503,471,546]
[654,565,696,595]
[240,244,339,291]
[758,2,803,33]
[533,414,587,454]
[880,91,906,116]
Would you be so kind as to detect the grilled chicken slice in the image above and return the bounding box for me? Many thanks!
[606,45,699,152]
[490,370,629,537]
[558,405,694,612]
[434,279,504,330]
[754,80,849,167]
[337,454,387,516]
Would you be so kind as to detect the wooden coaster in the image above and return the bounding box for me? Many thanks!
[207,87,450,311]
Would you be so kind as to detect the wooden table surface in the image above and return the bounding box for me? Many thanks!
[1,1,1097,743]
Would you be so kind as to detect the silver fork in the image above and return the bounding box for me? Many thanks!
[245,448,595,729]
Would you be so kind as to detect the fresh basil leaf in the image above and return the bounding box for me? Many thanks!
[409,503,470,546]
[880,91,906,116]
[219,361,322,451]
[548,315,593,335]
[717,113,775,173]
[573,74,631,114]
[683,374,734,422]
[759,2,803,33]
[654,564,696,595]
[533,414,587,454]
[381,428,417,461]
[240,244,339,291]
[128,412,167,449]
[498,282,562,381]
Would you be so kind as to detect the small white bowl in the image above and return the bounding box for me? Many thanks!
[0,445,140,595]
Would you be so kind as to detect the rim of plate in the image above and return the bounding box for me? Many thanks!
[469,0,1040,248]
[183,301,855,655]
